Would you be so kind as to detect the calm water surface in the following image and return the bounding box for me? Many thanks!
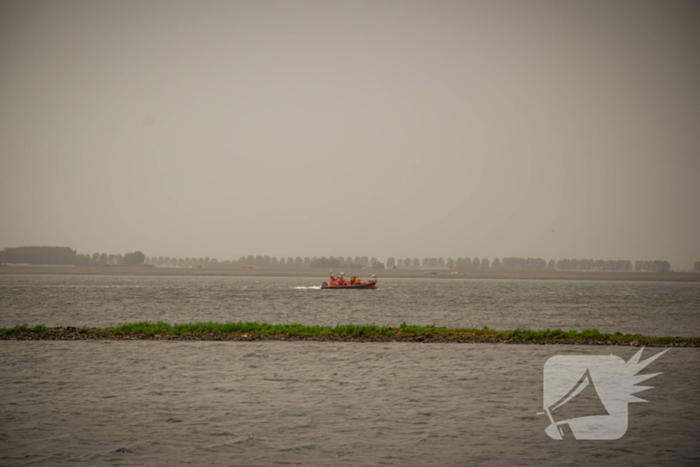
[1,275,699,466]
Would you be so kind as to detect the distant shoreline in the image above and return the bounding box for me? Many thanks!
[0,265,699,282]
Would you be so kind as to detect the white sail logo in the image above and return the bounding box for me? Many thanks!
[539,347,669,440]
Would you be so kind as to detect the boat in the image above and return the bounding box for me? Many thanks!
[321,273,378,290]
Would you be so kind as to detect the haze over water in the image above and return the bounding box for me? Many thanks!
[1,0,699,267]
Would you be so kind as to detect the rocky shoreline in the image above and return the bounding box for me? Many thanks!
[2,327,697,347]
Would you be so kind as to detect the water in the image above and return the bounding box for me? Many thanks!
[1,275,699,336]
[1,275,699,465]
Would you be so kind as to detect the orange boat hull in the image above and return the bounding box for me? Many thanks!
[321,281,378,290]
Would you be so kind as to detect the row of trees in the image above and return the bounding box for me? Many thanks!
[0,247,145,267]
[634,260,672,273]
[309,256,385,269]
[554,259,668,273]
[556,259,633,272]
[145,255,386,269]
[74,252,146,266]
[1,246,692,273]
[73,251,146,267]
[144,254,681,272]
[387,257,677,272]
[0,246,78,265]
[385,257,551,270]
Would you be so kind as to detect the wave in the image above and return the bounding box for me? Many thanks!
[294,286,321,290]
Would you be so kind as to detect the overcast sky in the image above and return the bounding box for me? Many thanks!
[1,0,698,268]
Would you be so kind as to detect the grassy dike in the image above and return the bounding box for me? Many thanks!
[1,322,698,346]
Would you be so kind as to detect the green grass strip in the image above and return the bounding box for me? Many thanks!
[1,321,698,345]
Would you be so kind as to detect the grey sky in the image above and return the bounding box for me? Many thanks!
[1,0,698,268]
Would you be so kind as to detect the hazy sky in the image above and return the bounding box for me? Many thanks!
[1,0,698,268]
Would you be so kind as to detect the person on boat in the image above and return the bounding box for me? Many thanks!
[349,276,356,284]
[329,273,338,286]
[337,275,347,286]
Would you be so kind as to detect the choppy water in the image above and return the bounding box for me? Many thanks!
[1,342,698,466]
[1,275,699,336]
[1,275,699,465]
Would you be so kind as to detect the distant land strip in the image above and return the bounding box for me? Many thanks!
[1,265,699,281]
[1,322,697,347]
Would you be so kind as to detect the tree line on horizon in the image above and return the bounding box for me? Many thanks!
[0,246,146,267]
[145,255,386,270]
[0,246,690,273]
